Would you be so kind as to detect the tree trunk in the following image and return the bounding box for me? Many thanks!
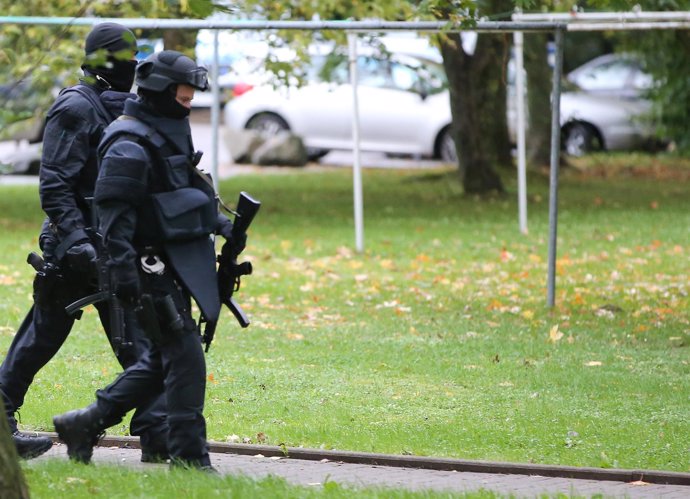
[524,33,552,168]
[0,416,30,499]
[437,32,508,194]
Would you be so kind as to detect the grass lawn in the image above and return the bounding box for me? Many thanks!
[1,152,688,496]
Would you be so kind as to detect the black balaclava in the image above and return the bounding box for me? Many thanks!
[81,22,138,92]
[139,86,191,120]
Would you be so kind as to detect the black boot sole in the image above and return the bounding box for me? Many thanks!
[53,413,100,464]
[14,434,53,459]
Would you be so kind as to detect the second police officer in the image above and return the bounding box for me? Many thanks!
[53,50,245,470]
[0,23,168,461]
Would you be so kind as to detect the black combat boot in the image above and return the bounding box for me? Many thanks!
[53,403,108,464]
[3,385,53,460]
[139,427,170,463]
[8,414,53,459]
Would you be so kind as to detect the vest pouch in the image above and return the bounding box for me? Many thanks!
[151,187,216,241]
[166,154,192,190]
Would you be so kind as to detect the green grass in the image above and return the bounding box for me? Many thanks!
[2,155,690,495]
[24,460,498,498]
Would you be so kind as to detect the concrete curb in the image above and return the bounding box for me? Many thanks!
[36,432,690,486]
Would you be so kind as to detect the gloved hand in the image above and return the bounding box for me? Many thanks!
[65,241,98,273]
[112,267,141,305]
[229,232,247,257]
[219,221,247,256]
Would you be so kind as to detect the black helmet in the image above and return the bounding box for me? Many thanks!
[135,50,209,92]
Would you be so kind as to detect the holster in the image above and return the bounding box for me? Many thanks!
[32,263,63,308]
[135,293,184,344]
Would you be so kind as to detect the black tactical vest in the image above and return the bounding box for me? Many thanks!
[99,116,217,248]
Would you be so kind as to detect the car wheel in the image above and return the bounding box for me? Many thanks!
[436,128,457,163]
[245,113,290,136]
[562,122,602,157]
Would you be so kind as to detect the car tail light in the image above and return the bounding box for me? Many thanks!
[233,82,254,97]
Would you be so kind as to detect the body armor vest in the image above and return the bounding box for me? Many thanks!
[99,116,217,247]
[98,115,222,323]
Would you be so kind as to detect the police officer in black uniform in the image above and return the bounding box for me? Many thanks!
[0,23,168,461]
[53,50,244,470]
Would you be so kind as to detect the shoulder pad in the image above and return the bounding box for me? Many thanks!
[100,116,166,154]
[95,140,149,206]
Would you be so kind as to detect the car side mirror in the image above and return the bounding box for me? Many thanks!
[415,81,429,101]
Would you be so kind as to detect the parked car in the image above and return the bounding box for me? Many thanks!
[560,53,656,156]
[223,50,456,162]
[0,78,48,144]
[0,78,54,174]
[509,52,657,157]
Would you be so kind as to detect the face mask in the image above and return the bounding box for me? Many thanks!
[88,58,137,92]
[168,100,191,119]
[144,87,190,119]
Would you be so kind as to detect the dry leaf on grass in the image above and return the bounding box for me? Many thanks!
[548,325,564,343]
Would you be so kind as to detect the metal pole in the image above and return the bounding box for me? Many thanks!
[210,29,220,191]
[546,27,565,308]
[0,17,562,32]
[513,30,528,235]
[348,33,364,253]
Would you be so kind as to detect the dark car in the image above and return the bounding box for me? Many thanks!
[0,78,48,144]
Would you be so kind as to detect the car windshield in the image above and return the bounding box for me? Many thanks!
[310,53,447,95]
[570,58,652,91]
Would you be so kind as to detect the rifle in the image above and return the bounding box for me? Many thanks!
[205,191,260,351]
[64,200,131,354]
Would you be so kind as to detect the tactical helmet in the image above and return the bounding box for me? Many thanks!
[135,50,209,92]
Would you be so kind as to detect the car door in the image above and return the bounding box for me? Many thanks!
[355,57,441,155]
[288,55,449,155]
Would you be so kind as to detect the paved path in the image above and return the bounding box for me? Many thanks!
[33,442,690,498]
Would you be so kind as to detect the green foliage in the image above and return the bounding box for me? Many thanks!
[0,0,222,137]
[631,30,690,152]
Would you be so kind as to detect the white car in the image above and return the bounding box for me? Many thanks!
[223,52,456,162]
[509,53,657,157]
[560,54,655,156]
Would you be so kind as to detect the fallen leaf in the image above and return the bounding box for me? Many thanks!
[529,254,542,263]
[0,275,16,285]
[548,325,564,343]
[500,248,514,262]
[379,259,395,270]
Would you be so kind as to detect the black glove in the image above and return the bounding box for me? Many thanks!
[112,266,141,305]
[64,241,98,273]
[219,221,247,256]
[230,232,247,256]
